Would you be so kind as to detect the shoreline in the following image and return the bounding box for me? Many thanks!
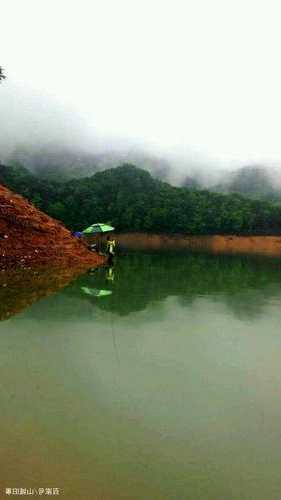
[113,233,281,258]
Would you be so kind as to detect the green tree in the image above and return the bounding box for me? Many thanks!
[0,66,6,82]
[1,162,281,236]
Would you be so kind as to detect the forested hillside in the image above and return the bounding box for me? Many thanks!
[213,166,281,200]
[7,146,174,183]
[1,162,281,235]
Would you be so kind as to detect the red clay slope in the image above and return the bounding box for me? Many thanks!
[0,184,104,269]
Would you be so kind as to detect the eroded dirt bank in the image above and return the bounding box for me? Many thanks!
[0,184,104,269]
[115,233,281,257]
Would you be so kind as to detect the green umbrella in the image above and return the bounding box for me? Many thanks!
[82,223,115,234]
[81,287,112,297]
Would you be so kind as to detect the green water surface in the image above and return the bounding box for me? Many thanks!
[1,253,281,499]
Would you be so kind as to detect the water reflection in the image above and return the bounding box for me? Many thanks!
[2,253,281,499]
[0,265,93,321]
[74,254,281,319]
[19,252,281,321]
[80,286,112,297]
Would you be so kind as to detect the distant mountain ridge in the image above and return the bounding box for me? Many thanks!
[7,146,281,201]
[212,165,281,200]
[1,161,281,236]
[7,145,175,183]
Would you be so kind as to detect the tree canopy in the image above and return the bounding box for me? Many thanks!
[1,162,281,235]
[0,66,6,82]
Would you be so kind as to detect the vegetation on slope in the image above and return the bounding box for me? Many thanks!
[1,162,281,235]
[0,66,5,82]
[213,166,281,201]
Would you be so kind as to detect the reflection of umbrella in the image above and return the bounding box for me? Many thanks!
[82,223,115,234]
[81,287,112,297]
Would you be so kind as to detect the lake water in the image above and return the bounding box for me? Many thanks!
[1,252,281,499]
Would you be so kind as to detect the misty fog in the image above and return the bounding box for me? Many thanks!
[2,80,281,192]
[2,0,281,189]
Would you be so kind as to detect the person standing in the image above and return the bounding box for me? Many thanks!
[106,235,116,264]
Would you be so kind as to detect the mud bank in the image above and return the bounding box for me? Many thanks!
[0,184,105,269]
[115,233,281,257]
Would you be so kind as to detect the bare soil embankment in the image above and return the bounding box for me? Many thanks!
[0,184,104,269]
[115,233,281,257]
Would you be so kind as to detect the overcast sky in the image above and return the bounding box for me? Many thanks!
[1,0,281,169]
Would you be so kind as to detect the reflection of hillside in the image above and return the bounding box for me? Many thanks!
[0,266,92,321]
[22,253,281,321]
[93,254,281,319]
